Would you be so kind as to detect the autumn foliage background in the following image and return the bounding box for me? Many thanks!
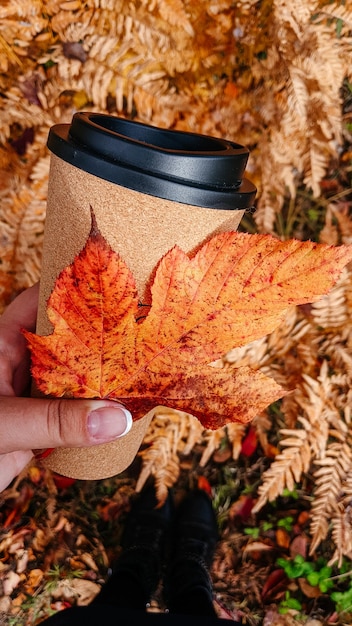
[1,0,352,624]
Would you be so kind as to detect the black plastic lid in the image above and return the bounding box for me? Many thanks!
[47,112,256,210]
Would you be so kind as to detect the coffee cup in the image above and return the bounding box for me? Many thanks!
[36,112,256,479]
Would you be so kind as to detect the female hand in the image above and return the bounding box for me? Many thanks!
[0,284,132,491]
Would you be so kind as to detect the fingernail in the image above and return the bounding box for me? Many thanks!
[87,405,133,441]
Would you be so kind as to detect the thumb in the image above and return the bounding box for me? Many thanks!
[0,397,133,454]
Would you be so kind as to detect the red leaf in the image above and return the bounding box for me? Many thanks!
[24,212,352,430]
[241,426,258,457]
[229,494,255,522]
[52,474,77,490]
[261,569,288,602]
[197,475,213,496]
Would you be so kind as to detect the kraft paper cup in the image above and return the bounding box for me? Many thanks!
[36,112,256,480]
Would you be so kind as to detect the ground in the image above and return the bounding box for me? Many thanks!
[1,427,352,626]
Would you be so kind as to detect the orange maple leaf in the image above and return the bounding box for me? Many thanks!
[24,215,352,430]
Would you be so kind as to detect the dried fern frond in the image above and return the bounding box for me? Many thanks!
[199,429,226,467]
[136,434,181,505]
[252,418,312,512]
[253,0,351,230]
[253,326,352,555]
[0,152,49,309]
[316,1,352,30]
[309,442,352,559]
[1,0,351,306]
[329,502,352,568]
[310,268,350,329]
[226,423,247,460]
[330,200,352,245]
[136,410,205,499]
[153,0,194,36]
[328,461,352,566]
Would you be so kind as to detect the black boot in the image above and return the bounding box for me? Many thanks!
[164,489,219,617]
[93,485,172,610]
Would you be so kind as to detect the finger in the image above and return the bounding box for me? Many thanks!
[0,451,33,492]
[0,397,133,453]
[0,283,39,332]
[0,284,40,395]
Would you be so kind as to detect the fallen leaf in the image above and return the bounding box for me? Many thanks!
[297,511,310,526]
[62,41,87,63]
[73,579,101,605]
[243,540,274,554]
[228,494,255,523]
[2,570,21,595]
[15,549,29,574]
[197,475,213,495]
[0,597,11,613]
[24,212,352,430]
[51,578,100,605]
[298,577,322,599]
[240,426,258,457]
[276,528,291,549]
[3,486,34,529]
[24,569,44,594]
[28,465,43,484]
[289,534,308,559]
[212,444,232,463]
[78,552,99,572]
[263,606,300,625]
[261,568,288,602]
[52,474,76,490]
